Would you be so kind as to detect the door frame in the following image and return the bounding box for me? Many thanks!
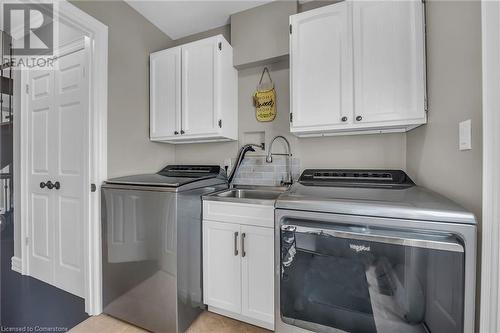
[480,1,500,332]
[16,0,107,315]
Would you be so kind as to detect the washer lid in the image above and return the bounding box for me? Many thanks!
[104,165,225,187]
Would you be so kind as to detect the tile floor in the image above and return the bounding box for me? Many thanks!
[69,311,272,333]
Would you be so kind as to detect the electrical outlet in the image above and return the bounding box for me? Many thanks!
[223,158,232,174]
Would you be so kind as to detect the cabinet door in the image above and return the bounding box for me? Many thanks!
[150,48,181,138]
[203,221,241,313]
[241,225,274,326]
[290,1,353,131]
[181,39,219,136]
[353,0,425,124]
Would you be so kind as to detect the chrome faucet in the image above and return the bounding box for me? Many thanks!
[228,143,265,187]
[266,136,293,186]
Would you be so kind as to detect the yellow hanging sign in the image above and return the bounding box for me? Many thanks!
[254,88,276,122]
[253,67,276,122]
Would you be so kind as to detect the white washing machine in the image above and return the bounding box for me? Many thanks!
[275,169,476,333]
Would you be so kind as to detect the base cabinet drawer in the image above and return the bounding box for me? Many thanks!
[203,220,274,330]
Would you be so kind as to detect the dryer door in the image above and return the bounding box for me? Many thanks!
[279,219,466,333]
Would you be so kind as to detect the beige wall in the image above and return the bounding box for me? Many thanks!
[406,0,482,220]
[70,0,176,178]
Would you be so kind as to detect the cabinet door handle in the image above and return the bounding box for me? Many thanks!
[174,131,179,135]
[234,232,239,256]
[341,116,348,122]
[356,115,363,122]
[241,233,246,257]
[45,181,54,190]
[54,181,61,190]
[180,130,185,135]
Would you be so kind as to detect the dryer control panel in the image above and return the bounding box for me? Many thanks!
[298,169,415,189]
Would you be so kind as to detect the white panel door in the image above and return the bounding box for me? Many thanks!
[52,46,88,297]
[150,48,181,139]
[290,1,353,130]
[181,39,219,136]
[28,40,88,298]
[353,0,425,124]
[28,70,55,284]
[203,220,241,313]
[241,225,274,326]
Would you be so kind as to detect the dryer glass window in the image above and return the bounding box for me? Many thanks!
[280,221,465,333]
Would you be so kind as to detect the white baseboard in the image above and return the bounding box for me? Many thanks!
[11,256,22,274]
[207,306,274,331]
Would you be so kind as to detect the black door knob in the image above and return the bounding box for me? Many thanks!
[180,130,185,134]
[341,116,348,122]
[174,131,179,135]
[356,115,363,121]
[54,181,61,190]
[40,182,46,189]
[45,181,54,190]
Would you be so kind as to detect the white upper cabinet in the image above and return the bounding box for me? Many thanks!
[150,48,181,138]
[353,0,426,125]
[150,35,238,143]
[290,0,426,137]
[182,38,218,136]
[290,1,353,132]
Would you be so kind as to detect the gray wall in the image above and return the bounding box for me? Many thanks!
[13,0,178,258]
[405,2,482,328]
[173,22,407,171]
[70,0,176,178]
[173,24,230,47]
[406,0,482,220]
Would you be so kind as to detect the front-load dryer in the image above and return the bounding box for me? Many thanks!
[275,169,476,333]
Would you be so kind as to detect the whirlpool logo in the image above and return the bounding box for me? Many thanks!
[349,243,371,253]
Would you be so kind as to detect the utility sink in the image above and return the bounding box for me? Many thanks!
[205,186,288,205]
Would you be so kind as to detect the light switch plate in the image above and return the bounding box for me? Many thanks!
[459,119,472,151]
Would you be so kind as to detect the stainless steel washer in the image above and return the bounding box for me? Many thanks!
[275,169,476,333]
[101,165,227,333]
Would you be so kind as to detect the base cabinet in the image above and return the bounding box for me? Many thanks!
[241,225,275,325]
[203,211,274,330]
[203,221,241,313]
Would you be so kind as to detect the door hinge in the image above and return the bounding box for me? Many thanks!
[218,119,222,128]
[218,42,222,51]
[289,113,293,123]
[91,183,97,192]
[25,84,29,94]
[289,24,292,34]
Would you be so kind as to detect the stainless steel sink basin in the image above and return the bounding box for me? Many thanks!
[204,186,288,205]
[216,189,282,200]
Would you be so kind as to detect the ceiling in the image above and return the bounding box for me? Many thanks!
[125,1,274,40]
